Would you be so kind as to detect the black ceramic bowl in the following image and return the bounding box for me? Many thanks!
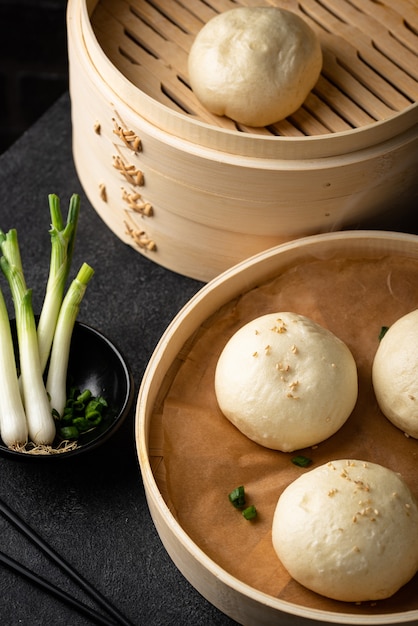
[0,321,135,461]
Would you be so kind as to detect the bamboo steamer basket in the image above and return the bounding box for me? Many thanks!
[136,230,418,625]
[67,0,418,281]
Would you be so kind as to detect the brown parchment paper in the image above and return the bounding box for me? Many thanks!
[157,255,418,617]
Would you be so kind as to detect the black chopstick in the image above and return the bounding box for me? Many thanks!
[0,498,134,626]
[0,550,116,626]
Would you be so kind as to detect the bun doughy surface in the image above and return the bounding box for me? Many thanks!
[272,459,418,602]
[372,309,418,438]
[187,7,322,126]
[215,312,358,451]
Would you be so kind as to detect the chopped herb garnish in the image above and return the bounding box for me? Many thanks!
[228,485,246,509]
[242,505,257,520]
[291,455,312,468]
[379,326,389,340]
[59,425,79,440]
[56,386,108,439]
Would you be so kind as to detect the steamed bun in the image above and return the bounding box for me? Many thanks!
[187,7,322,127]
[272,459,418,602]
[214,312,358,451]
[372,309,418,438]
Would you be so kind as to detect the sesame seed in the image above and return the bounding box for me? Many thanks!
[276,362,290,372]
[270,319,287,333]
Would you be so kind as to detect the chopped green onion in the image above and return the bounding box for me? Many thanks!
[85,399,105,416]
[379,326,389,340]
[59,426,79,440]
[72,417,90,432]
[37,194,80,372]
[0,230,56,446]
[291,455,312,467]
[56,386,108,439]
[72,400,86,412]
[46,262,94,417]
[0,286,28,448]
[242,505,257,520]
[76,389,92,404]
[228,486,246,509]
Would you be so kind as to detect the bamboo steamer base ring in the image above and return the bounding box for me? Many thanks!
[67,0,418,281]
[136,230,418,625]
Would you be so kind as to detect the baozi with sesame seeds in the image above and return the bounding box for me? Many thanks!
[272,459,418,602]
[372,309,418,439]
[214,312,358,452]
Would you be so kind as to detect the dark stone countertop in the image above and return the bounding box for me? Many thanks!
[0,92,416,626]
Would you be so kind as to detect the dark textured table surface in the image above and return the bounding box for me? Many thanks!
[0,93,417,626]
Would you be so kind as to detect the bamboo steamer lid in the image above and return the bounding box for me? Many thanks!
[67,0,418,280]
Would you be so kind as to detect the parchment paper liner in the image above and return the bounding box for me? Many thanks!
[151,255,418,617]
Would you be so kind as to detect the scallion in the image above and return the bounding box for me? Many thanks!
[59,426,79,440]
[379,326,389,341]
[0,286,28,448]
[37,194,80,373]
[291,455,312,468]
[242,505,257,520]
[46,263,94,417]
[0,194,96,451]
[57,387,108,439]
[228,486,246,509]
[0,230,56,446]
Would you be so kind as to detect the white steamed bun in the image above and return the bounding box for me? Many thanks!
[188,7,322,126]
[272,459,418,602]
[215,312,358,452]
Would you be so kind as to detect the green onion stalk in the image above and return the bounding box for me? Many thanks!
[37,193,80,373]
[0,286,28,448]
[0,229,56,446]
[46,262,94,418]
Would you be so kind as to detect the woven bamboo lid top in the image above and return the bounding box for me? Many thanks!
[90,0,418,140]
